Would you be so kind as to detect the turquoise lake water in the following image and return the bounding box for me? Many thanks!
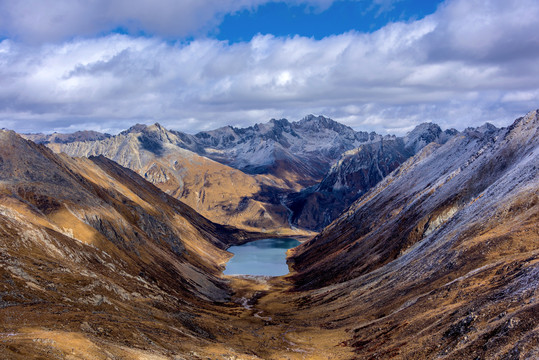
[223,238,300,276]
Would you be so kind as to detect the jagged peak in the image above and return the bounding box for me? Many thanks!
[293,115,355,134]
[406,122,442,137]
[146,122,171,134]
[463,122,500,139]
[0,128,20,141]
[300,114,321,121]
[476,122,498,134]
[120,123,148,135]
[21,129,111,144]
[197,124,238,137]
[269,118,292,128]
[296,114,335,126]
[404,122,445,153]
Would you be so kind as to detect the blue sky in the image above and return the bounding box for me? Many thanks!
[0,0,537,135]
[216,1,443,42]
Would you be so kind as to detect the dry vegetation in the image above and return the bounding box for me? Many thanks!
[2,111,538,359]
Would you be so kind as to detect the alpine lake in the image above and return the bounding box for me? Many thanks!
[224,238,300,276]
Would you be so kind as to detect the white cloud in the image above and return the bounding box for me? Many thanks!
[0,0,356,43]
[0,0,538,135]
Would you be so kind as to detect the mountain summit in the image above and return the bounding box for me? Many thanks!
[192,115,372,184]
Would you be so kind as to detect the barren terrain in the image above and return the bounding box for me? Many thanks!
[2,111,538,359]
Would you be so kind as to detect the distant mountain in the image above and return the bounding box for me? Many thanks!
[26,115,380,234]
[92,115,374,187]
[289,110,539,358]
[41,123,312,235]
[23,130,112,144]
[288,123,458,230]
[191,115,373,185]
[24,116,459,233]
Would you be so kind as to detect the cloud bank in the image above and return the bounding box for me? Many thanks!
[0,0,538,135]
[0,0,342,43]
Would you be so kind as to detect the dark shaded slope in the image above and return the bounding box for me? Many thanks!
[88,155,256,248]
[288,138,413,230]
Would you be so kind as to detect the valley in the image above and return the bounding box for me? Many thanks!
[2,111,538,359]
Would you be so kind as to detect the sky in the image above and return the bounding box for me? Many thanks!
[0,0,538,135]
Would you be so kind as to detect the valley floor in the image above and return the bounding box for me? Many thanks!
[203,276,354,359]
[1,246,538,360]
[0,275,354,360]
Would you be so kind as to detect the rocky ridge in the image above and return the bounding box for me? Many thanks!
[23,130,112,144]
[190,115,374,184]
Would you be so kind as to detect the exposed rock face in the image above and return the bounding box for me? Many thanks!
[289,110,539,358]
[191,115,372,185]
[288,123,457,230]
[44,123,311,235]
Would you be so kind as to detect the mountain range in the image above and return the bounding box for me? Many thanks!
[3,110,537,358]
[24,115,457,233]
[30,123,301,235]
